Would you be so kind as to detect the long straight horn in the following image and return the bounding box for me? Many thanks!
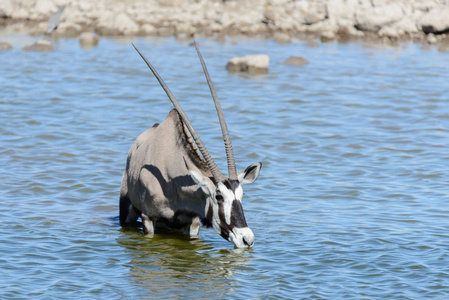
[193,41,238,180]
[132,43,224,183]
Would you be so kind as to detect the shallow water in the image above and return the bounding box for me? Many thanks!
[1,36,449,299]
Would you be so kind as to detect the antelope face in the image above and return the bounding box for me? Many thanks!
[192,162,262,248]
[211,180,255,248]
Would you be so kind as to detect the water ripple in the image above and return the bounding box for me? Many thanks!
[1,37,449,298]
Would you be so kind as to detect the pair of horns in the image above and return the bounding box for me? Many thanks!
[132,41,237,183]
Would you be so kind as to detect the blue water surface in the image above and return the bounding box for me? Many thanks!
[1,36,448,299]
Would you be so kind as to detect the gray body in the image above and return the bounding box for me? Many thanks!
[120,109,211,232]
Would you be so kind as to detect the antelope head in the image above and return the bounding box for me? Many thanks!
[133,42,262,248]
[190,162,261,248]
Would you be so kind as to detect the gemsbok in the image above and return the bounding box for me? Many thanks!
[119,42,262,248]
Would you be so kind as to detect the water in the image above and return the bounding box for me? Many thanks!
[1,36,449,299]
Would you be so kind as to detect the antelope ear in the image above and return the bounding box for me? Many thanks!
[238,162,262,185]
[190,170,214,195]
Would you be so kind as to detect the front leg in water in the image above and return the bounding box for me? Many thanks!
[141,213,154,237]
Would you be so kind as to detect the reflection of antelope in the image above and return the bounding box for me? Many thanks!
[119,43,262,248]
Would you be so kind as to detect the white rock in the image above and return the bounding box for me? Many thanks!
[338,19,365,37]
[327,0,356,21]
[78,1,92,12]
[0,0,13,18]
[355,4,404,32]
[34,0,57,17]
[115,13,139,35]
[97,12,139,35]
[320,30,336,42]
[427,33,438,44]
[378,26,399,38]
[306,19,338,35]
[141,24,157,35]
[420,8,449,34]
[226,55,270,74]
[302,2,327,25]
[393,18,419,34]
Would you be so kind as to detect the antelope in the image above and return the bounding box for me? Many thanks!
[119,42,262,248]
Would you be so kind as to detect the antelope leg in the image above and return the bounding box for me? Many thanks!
[141,213,154,237]
[185,216,200,237]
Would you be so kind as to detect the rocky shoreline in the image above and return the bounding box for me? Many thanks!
[1,0,449,48]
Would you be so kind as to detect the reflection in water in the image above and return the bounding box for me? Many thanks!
[117,228,250,298]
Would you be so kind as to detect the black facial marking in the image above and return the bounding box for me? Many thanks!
[231,200,248,228]
[217,200,230,240]
[216,180,249,240]
[222,179,240,193]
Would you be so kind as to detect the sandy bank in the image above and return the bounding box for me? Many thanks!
[1,0,449,46]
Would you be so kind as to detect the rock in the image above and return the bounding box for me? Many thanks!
[141,24,157,36]
[355,4,404,32]
[379,18,419,38]
[273,32,291,44]
[395,18,419,34]
[427,33,438,44]
[378,26,400,39]
[307,18,337,33]
[175,23,195,38]
[263,8,276,24]
[320,30,336,42]
[302,3,327,25]
[97,12,139,35]
[115,13,140,35]
[420,8,449,34]
[0,0,13,18]
[303,12,326,26]
[338,20,365,38]
[34,0,57,19]
[285,56,308,65]
[23,39,53,51]
[226,55,270,74]
[327,0,356,22]
[2,0,449,44]
[0,41,13,50]
[79,32,99,48]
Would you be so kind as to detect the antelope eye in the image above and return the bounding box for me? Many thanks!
[215,194,224,202]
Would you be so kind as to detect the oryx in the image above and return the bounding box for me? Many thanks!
[119,42,262,248]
